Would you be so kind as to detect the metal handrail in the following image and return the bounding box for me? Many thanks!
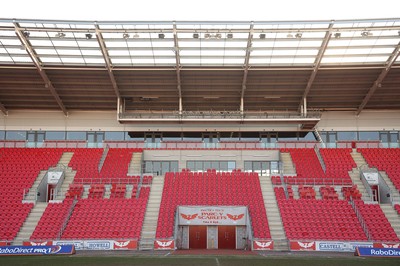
[349,197,371,241]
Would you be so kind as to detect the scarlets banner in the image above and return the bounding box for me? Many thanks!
[154,240,175,250]
[178,206,247,225]
[252,240,274,250]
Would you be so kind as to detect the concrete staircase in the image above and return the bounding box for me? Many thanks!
[281,153,296,175]
[380,204,400,239]
[259,176,288,251]
[55,152,76,200]
[23,170,47,201]
[12,202,48,245]
[139,175,164,250]
[128,152,143,175]
[349,150,370,200]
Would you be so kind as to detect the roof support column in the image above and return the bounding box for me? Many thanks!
[240,22,254,115]
[0,102,8,115]
[173,23,183,115]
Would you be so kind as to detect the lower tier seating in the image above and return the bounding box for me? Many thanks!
[277,197,368,241]
[156,171,271,239]
[61,188,150,239]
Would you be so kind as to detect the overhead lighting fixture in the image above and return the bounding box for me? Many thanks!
[259,33,266,39]
[361,31,373,37]
[158,33,165,39]
[193,33,199,39]
[23,31,30,38]
[334,32,341,38]
[227,33,233,39]
[85,33,93,40]
[123,33,130,39]
[286,33,293,38]
[204,33,221,40]
[203,96,220,99]
[295,33,302,39]
[133,33,140,38]
[55,32,66,38]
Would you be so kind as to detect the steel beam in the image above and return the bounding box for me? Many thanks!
[0,102,7,115]
[14,23,68,116]
[173,23,183,113]
[95,25,121,98]
[356,41,400,115]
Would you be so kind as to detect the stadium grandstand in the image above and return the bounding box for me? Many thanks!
[0,16,400,253]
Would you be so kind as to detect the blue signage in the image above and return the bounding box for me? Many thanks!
[0,245,75,256]
[356,247,400,257]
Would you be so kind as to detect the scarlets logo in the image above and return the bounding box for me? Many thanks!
[382,243,400,248]
[154,240,174,250]
[253,240,274,250]
[298,241,315,249]
[113,240,137,250]
[226,213,244,221]
[180,213,198,220]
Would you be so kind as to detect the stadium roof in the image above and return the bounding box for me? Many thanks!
[0,18,399,117]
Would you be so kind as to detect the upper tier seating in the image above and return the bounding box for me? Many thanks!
[61,187,150,240]
[358,148,400,191]
[281,148,354,185]
[277,197,368,241]
[0,148,63,241]
[156,170,271,239]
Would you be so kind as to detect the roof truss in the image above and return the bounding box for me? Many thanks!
[13,22,68,116]
[240,23,254,113]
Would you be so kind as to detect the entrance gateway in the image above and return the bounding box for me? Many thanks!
[176,206,250,249]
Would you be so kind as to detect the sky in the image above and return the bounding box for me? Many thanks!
[1,0,400,22]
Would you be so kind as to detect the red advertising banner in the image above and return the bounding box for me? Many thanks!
[178,206,247,225]
[373,243,400,249]
[252,240,274,250]
[154,239,175,250]
[290,241,316,251]
[23,241,53,246]
[113,240,137,250]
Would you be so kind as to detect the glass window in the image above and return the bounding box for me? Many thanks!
[379,132,389,143]
[337,131,357,141]
[125,132,144,141]
[46,131,65,140]
[359,132,379,141]
[145,161,153,173]
[220,161,228,171]
[195,161,203,172]
[211,161,219,170]
[171,161,179,172]
[244,161,252,172]
[153,162,161,175]
[320,132,327,143]
[187,161,195,171]
[6,131,26,140]
[302,132,316,141]
[204,161,212,171]
[105,131,124,140]
[67,131,86,140]
[0,130,4,140]
[228,161,236,171]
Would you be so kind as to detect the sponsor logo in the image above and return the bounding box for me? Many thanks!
[374,243,400,249]
[370,249,400,256]
[226,213,244,221]
[317,242,343,251]
[180,213,198,220]
[154,240,174,250]
[53,241,84,250]
[0,245,75,256]
[298,241,315,249]
[253,240,273,250]
[85,241,112,250]
[24,241,53,246]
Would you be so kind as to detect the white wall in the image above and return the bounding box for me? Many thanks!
[0,110,399,132]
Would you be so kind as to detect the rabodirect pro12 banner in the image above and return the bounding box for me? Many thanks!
[356,247,400,257]
[0,245,75,256]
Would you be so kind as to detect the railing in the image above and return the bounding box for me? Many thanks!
[282,177,353,186]
[359,165,377,202]
[349,197,371,241]
[73,177,143,185]
[57,198,77,240]
[314,144,326,172]
[1,139,399,150]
